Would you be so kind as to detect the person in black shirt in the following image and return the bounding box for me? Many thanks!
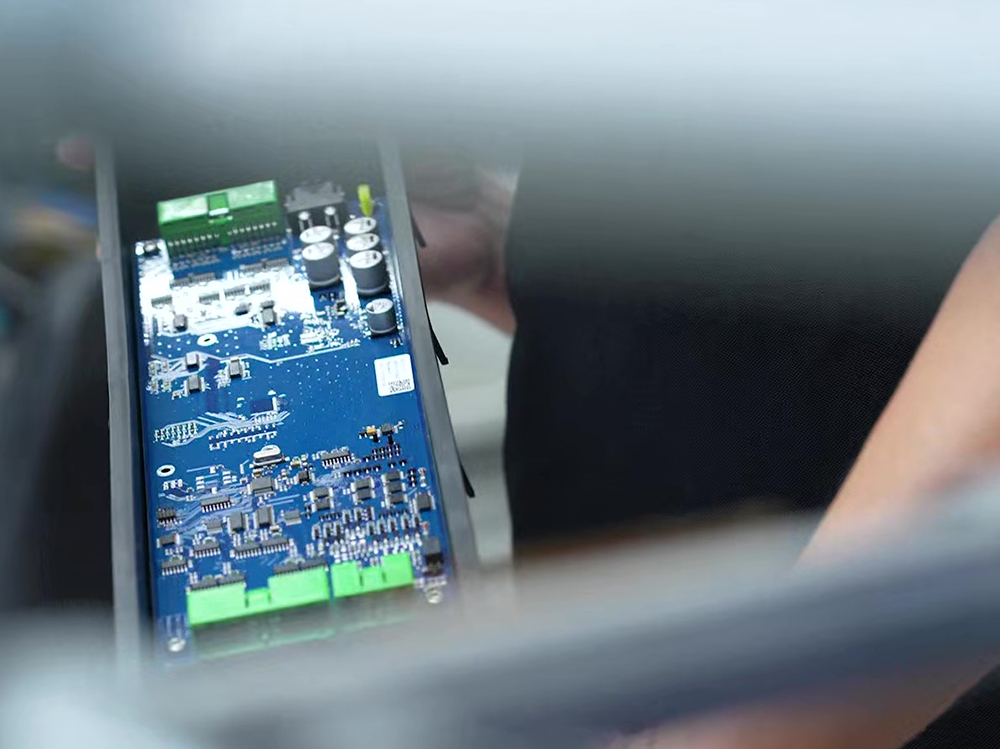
[408,141,1000,749]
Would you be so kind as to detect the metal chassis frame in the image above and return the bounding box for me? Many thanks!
[97,137,480,665]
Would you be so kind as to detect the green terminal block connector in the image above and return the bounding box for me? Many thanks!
[187,565,331,627]
[157,180,285,254]
[330,552,415,598]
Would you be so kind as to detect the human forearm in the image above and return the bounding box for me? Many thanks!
[808,220,1000,557]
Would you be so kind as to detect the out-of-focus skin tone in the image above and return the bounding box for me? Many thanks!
[604,222,1000,748]
[807,220,1000,558]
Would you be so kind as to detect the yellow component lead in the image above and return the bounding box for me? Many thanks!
[358,184,374,217]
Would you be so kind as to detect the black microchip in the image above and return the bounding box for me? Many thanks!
[380,423,395,435]
[260,298,275,309]
[312,486,331,499]
[353,487,374,502]
[200,496,231,512]
[385,470,404,483]
[161,556,188,575]
[193,538,221,556]
[234,302,250,315]
[228,359,244,378]
[228,511,246,532]
[312,496,332,512]
[385,481,405,495]
[173,313,187,331]
[297,470,311,484]
[261,535,288,551]
[218,572,246,586]
[205,518,224,534]
[233,541,261,556]
[319,448,351,463]
[423,535,444,567]
[186,373,202,393]
[256,506,275,527]
[190,578,218,591]
[261,308,277,326]
[284,509,302,525]
[185,351,199,369]
[350,477,374,492]
[389,493,407,506]
[156,507,177,523]
[415,493,433,513]
[250,476,275,495]
[300,557,327,570]
[273,561,300,575]
[157,532,179,548]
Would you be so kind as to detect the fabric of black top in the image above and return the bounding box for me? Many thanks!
[500,134,1000,747]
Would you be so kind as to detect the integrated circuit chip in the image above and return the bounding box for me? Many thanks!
[415,493,433,513]
[228,511,246,532]
[250,476,275,495]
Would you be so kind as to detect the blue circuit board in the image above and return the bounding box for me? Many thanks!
[130,194,453,661]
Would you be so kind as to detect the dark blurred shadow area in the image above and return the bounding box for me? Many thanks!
[0,130,111,612]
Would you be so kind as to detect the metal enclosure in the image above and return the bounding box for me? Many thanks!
[97,137,479,663]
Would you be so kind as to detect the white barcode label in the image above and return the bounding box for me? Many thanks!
[374,354,415,397]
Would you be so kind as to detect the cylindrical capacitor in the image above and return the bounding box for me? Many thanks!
[345,232,381,255]
[299,225,334,247]
[365,298,397,336]
[302,242,341,288]
[343,216,378,236]
[349,250,389,295]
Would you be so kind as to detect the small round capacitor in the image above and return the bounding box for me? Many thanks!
[365,298,397,336]
[299,225,334,247]
[345,232,381,255]
[343,216,378,236]
[302,241,341,288]
[349,249,389,295]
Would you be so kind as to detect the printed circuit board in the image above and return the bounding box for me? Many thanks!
[131,179,454,661]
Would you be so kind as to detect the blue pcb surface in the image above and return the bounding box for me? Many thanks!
[130,196,452,660]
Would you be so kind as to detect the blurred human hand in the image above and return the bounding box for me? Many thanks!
[405,151,515,333]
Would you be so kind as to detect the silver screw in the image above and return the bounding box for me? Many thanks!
[166,636,187,653]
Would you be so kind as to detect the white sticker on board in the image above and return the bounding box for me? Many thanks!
[374,354,415,397]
